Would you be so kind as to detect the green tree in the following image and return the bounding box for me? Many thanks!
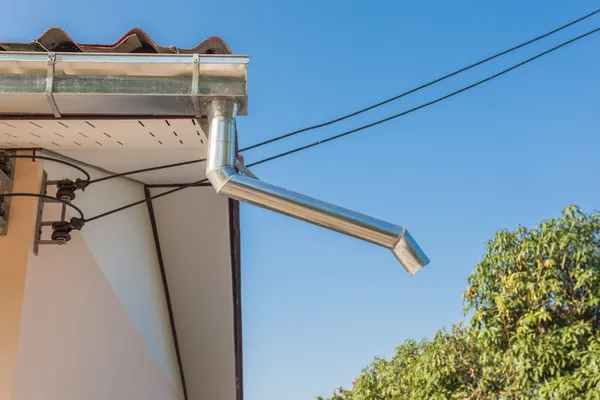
[321,206,600,399]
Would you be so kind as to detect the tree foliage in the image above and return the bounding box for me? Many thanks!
[319,206,600,399]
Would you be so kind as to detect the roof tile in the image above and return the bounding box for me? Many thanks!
[0,27,231,54]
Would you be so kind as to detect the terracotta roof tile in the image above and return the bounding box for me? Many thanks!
[0,27,231,54]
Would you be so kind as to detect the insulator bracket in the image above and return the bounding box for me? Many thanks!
[0,150,15,236]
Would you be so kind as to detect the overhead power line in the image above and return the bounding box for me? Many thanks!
[239,8,600,152]
[2,154,91,183]
[1,193,85,219]
[81,7,599,184]
[88,158,206,184]
[84,24,600,223]
[246,26,600,167]
[84,179,211,222]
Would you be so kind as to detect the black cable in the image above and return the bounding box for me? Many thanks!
[89,158,206,184]
[82,25,600,223]
[84,179,210,222]
[1,154,91,183]
[239,8,600,152]
[1,193,85,219]
[71,8,600,185]
[246,26,600,168]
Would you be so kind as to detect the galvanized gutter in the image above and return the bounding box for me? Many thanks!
[0,52,248,118]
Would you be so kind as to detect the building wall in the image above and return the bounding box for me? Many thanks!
[149,187,238,400]
[0,154,43,400]
[13,159,183,399]
[14,229,182,400]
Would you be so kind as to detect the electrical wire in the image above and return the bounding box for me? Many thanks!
[89,158,206,184]
[246,26,600,168]
[239,8,600,152]
[1,193,85,219]
[84,179,210,222]
[81,24,600,223]
[1,154,91,183]
[79,7,600,184]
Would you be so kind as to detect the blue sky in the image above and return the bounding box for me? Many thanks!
[3,1,600,399]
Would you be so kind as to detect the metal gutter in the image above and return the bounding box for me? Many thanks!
[0,52,248,117]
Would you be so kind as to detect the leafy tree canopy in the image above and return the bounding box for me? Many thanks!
[319,206,600,399]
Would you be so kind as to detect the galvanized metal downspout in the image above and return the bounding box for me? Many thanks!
[204,98,430,275]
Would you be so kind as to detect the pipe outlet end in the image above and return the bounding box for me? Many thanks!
[392,229,430,275]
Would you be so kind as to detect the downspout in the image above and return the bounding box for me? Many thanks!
[205,98,429,275]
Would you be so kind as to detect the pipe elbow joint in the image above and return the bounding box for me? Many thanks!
[206,166,236,194]
[203,97,430,275]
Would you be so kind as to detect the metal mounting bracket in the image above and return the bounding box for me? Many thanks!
[45,52,62,118]
[0,151,15,236]
[234,159,257,179]
[33,171,74,255]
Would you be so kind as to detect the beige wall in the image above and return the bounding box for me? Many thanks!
[14,229,182,400]
[0,154,42,400]
[36,161,182,391]
[149,187,237,400]
[10,159,182,399]
[3,155,236,400]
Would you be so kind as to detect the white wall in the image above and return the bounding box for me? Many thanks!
[149,187,237,400]
[15,229,182,400]
[14,159,182,396]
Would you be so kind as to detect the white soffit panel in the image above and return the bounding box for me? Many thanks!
[0,118,207,150]
[0,118,209,184]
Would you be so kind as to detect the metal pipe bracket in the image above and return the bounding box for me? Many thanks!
[0,151,15,236]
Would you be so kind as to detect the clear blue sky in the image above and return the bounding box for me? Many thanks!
[3,1,600,399]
